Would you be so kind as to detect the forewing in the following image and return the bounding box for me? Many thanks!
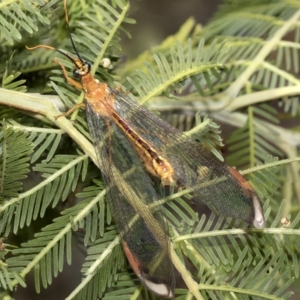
[109,87,265,228]
[85,102,175,298]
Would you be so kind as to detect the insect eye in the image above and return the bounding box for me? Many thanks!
[85,62,91,71]
[73,69,80,77]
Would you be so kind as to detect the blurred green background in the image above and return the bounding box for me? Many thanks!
[122,0,221,57]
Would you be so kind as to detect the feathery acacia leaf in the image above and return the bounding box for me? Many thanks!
[0,125,33,202]
[127,38,225,104]
[67,227,126,300]
[0,1,55,46]
[0,0,299,299]
[0,154,88,236]
[5,182,107,293]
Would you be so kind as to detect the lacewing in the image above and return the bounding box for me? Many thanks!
[28,1,265,298]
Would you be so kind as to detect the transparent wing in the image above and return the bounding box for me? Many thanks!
[108,87,265,229]
[85,103,175,298]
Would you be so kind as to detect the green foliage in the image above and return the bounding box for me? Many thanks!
[0,0,55,46]
[126,39,225,104]
[0,124,33,202]
[174,202,299,300]
[0,0,300,299]
[227,104,283,168]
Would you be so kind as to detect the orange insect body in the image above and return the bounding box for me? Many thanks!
[111,113,175,184]
[53,56,175,297]
[74,58,175,185]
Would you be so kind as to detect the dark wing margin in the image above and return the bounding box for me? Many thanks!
[85,102,175,298]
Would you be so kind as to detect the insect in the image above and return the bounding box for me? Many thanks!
[27,1,265,298]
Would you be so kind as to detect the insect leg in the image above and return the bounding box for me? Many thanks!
[52,58,86,119]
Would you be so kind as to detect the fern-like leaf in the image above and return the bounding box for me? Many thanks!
[127,39,225,104]
[67,227,125,300]
[0,124,33,202]
[2,70,26,93]
[227,104,283,168]
[0,1,54,46]
[5,183,107,293]
[0,154,88,236]
[174,202,300,300]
